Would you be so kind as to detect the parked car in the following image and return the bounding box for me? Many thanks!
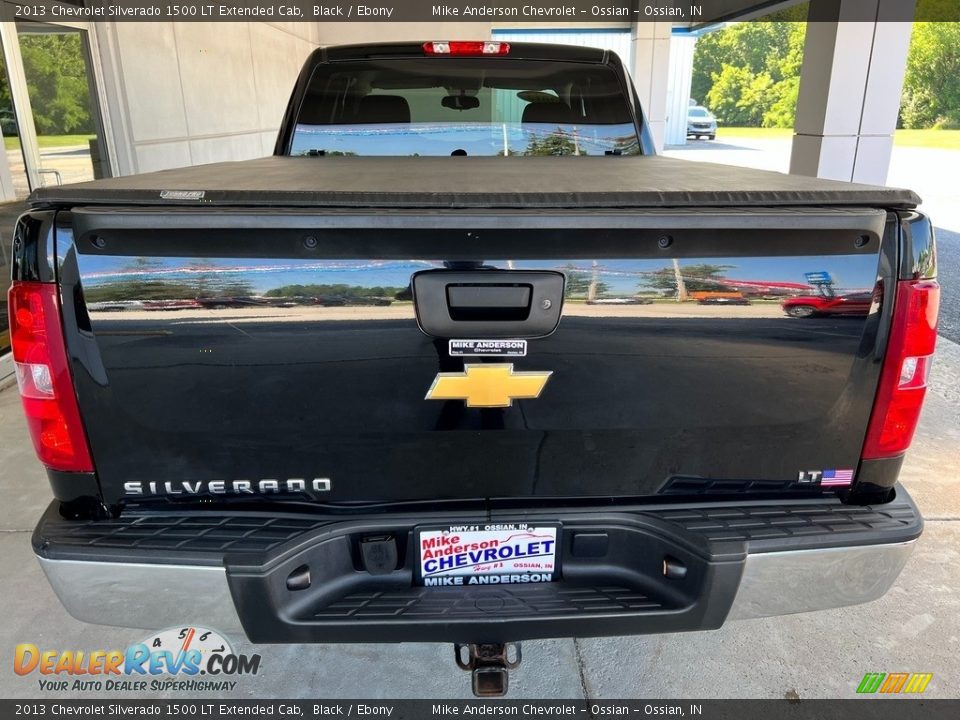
[692,291,750,305]
[11,41,937,698]
[782,291,874,318]
[0,109,18,138]
[586,297,653,305]
[697,296,751,305]
[687,105,717,140]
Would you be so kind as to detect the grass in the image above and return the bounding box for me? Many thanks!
[4,134,95,151]
[718,126,960,149]
[892,129,960,150]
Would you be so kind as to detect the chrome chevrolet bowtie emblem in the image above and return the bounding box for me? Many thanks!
[425,364,552,408]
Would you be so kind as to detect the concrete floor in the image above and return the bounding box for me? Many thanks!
[6,145,99,200]
[0,337,958,699]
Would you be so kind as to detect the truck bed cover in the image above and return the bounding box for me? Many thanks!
[28,155,920,210]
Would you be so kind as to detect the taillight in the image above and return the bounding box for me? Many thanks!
[862,279,940,460]
[8,281,93,472]
[423,41,510,56]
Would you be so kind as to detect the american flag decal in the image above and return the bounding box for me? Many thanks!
[821,469,854,487]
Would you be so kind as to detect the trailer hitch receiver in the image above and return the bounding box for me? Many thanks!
[455,643,522,697]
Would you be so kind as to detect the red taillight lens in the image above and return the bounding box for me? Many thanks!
[422,41,510,56]
[862,279,940,460]
[8,281,93,472]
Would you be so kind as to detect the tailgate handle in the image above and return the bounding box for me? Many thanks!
[446,285,531,321]
[413,270,565,338]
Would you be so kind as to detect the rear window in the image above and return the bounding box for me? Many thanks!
[289,58,640,157]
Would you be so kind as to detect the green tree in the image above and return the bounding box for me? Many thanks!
[645,264,735,294]
[706,65,757,126]
[692,19,806,128]
[19,33,93,135]
[83,259,190,302]
[264,284,403,299]
[83,258,258,302]
[523,132,585,156]
[693,9,960,131]
[901,22,960,129]
[915,0,960,21]
[708,69,777,127]
[562,268,609,298]
[763,75,801,128]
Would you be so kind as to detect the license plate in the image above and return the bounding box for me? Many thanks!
[416,523,559,587]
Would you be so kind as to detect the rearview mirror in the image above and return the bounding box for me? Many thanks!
[442,95,480,111]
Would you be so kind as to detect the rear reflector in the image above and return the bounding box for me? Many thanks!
[8,281,93,472]
[423,41,510,56]
[861,279,940,460]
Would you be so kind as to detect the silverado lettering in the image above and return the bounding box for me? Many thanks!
[122,479,332,495]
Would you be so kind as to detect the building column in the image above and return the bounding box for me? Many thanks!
[790,0,915,184]
[631,21,672,153]
[664,33,697,146]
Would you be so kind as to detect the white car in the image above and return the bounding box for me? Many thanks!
[687,106,717,140]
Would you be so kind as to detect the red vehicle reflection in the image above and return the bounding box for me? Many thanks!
[782,291,873,318]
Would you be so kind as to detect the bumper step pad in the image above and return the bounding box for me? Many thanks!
[314,585,666,620]
[33,487,922,643]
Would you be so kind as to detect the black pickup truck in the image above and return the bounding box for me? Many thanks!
[9,42,939,695]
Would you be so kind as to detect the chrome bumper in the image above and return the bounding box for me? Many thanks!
[727,540,916,620]
[37,558,245,633]
[37,539,916,634]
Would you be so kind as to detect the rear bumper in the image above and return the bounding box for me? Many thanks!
[34,487,922,643]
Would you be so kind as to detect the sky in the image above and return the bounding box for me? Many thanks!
[289,122,639,157]
[77,255,880,296]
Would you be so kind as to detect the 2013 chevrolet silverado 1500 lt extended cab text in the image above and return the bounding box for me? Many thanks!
[9,42,939,695]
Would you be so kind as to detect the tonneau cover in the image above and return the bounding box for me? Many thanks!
[29,155,920,210]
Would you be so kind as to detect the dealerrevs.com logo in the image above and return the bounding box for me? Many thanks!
[15,626,261,693]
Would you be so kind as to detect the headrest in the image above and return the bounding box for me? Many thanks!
[522,102,573,124]
[356,95,411,124]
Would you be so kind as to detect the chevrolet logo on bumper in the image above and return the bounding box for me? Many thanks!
[425,364,552,408]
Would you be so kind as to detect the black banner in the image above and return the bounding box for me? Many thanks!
[1,0,958,23]
[2,700,960,719]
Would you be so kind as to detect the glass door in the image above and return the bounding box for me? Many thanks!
[0,31,29,355]
[0,36,31,199]
[0,11,111,354]
[11,20,110,189]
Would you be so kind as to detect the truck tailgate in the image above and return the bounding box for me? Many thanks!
[54,204,897,507]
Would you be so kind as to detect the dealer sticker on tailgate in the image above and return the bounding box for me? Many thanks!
[417,523,559,586]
